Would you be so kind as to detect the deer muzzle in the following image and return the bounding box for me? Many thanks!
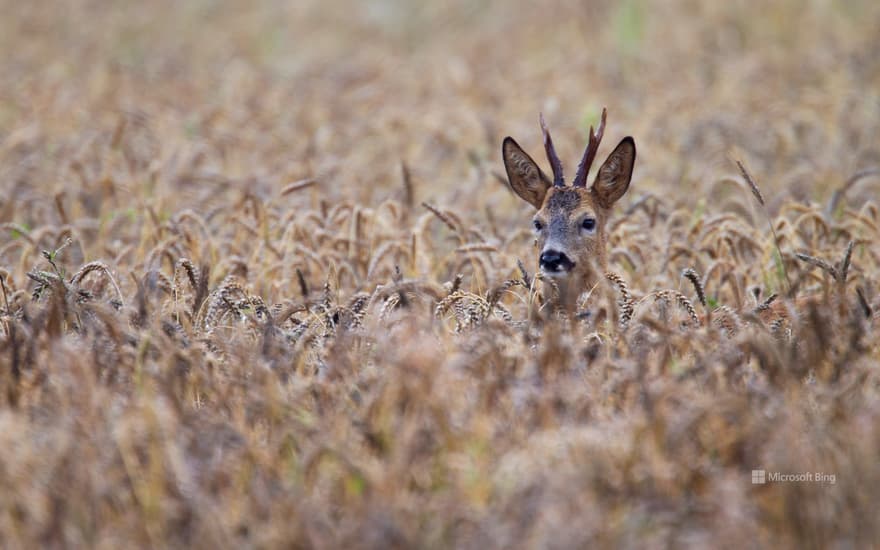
[539,249,575,275]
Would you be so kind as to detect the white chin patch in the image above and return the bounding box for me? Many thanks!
[540,267,571,278]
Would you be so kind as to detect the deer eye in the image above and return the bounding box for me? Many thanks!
[533,220,544,232]
[581,217,596,232]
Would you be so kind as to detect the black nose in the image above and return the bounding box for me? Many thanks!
[540,250,574,272]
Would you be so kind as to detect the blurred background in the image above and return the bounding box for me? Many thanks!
[2,0,878,222]
[2,3,880,547]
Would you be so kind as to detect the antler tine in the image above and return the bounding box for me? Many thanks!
[573,107,607,188]
[540,113,565,187]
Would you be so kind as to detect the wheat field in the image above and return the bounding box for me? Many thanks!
[1,1,880,548]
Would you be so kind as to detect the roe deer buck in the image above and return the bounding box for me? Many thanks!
[502,110,875,330]
[503,108,635,313]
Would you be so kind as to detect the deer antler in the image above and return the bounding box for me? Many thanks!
[572,107,607,188]
[540,113,565,187]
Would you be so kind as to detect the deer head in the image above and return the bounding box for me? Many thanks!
[502,108,636,311]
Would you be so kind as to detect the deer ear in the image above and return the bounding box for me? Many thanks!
[503,137,552,209]
[591,137,635,209]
